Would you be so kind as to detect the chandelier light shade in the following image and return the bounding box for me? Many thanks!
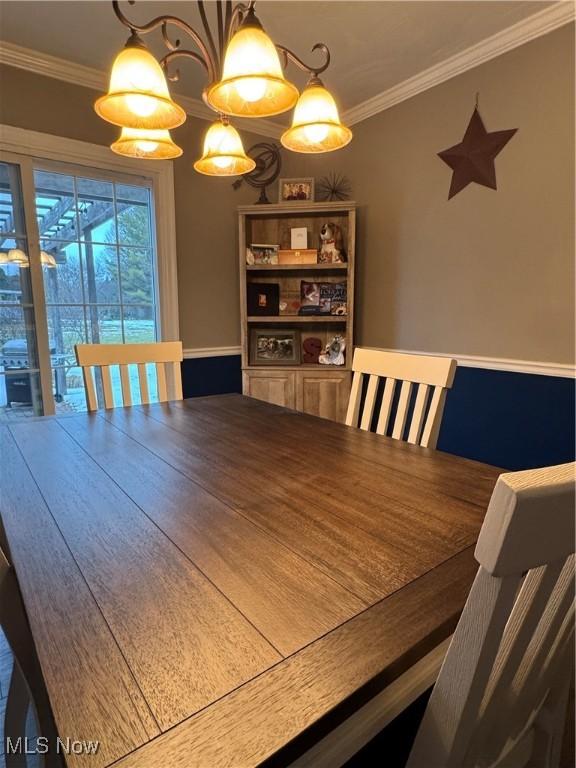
[206,9,299,118]
[94,36,186,130]
[281,78,352,153]
[194,119,256,176]
[111,127,183,159]
[7,248,29,266]
[40,251,57,268]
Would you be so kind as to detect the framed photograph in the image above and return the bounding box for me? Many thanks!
[279,177,315,203]
[247,283,280,316]
[250,328,301,366]
[248,244,279,264]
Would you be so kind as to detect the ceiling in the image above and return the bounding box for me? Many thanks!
[0,0,560,125]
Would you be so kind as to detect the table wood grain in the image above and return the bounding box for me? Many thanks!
[0,395,502,767]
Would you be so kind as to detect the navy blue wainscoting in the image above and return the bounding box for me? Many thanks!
[181,354,575,471]
[438,367,575,470]
[181,355,242,398]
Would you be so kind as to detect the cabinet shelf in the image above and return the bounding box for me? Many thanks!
[244,364,351,371]
[247,315,347,324]
[246,263,347,272]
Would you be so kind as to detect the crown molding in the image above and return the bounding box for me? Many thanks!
[343,2,576,126]
[1,2,573,136]
[0,40,283,139]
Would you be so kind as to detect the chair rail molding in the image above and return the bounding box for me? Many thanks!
[183,345,575,379]
[184,347,242,359]
[0,123,180,342]
[0,41,283,139]
[376,349,575,379]
[343,2,576,126]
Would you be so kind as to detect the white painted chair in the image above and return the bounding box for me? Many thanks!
[0,546,60,767]
[345,348,457,449]
[407,462,575,768]
[75,341,183,411]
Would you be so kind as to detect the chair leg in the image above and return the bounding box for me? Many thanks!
[1,570,62,767]
[4,660,30,768]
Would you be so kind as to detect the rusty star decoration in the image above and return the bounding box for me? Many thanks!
[438,107,517,200]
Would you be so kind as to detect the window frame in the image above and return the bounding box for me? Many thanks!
[0,124,179,342]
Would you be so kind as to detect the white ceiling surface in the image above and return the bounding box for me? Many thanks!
[0,0,559,122]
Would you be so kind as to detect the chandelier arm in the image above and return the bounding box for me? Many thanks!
[216,2,224,62]
[227,2,252,38]
[112,1,217,82]
[160,49,210,83]
[197,1,220,75]
[161,21,180,52]
[276,42,331,77]
[224,0,233,41]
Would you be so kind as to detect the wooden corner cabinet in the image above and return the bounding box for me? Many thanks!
[238,201,356,422]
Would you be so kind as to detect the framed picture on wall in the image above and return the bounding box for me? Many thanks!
[279,177,314,203]
[249,328,301,365]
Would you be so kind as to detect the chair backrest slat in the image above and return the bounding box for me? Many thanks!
[100,365,114,409]
[345,371,363,428]
[82,366,98,412]
[407,383,429,445]
[420,386,447,449]
[137,363,150,405]
[408,462,576,768]
[359,374,379,431]
[75,342,183,412]
[171,361,184,401]
[346,348,456,449]
[155,361,168,401]
[375,377,395,436]
[119,364,132,407]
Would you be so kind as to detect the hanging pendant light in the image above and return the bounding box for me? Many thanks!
[194,118,256,176]
[40,251,57,268]
[207,8,298,118]
[281,77,352,153]
[95,33,186,130]
[7,248,29,266]
[111,127,183,159]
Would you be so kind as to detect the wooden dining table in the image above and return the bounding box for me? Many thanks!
[0,394,502,767]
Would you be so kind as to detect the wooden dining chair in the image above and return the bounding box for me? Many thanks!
[75,341,183,411]
[345,348,457,449]
[0,545,61,767]
[407,462,575,768]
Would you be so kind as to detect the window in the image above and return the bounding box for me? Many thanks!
[35,169,158,411]
[0,127,178,419]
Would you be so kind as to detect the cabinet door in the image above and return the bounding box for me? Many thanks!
[297,370,351,423]
[243,370,296,409]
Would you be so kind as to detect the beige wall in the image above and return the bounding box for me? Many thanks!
[1,22,574,361]
[283,24,575,364]
[0,64,263,349]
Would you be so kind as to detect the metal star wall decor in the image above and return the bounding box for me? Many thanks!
[438,105,517,200]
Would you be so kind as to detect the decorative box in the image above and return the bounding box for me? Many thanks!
[278,249,318,265]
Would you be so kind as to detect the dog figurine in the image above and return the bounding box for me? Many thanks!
[318,223,347,263]
[319,335,346,366]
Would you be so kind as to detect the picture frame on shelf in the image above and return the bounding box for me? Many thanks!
[248,244,279,264]
[278,177,315,203]
[250,328,301,366]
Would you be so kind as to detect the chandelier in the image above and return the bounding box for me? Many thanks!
[94,1,352,174]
